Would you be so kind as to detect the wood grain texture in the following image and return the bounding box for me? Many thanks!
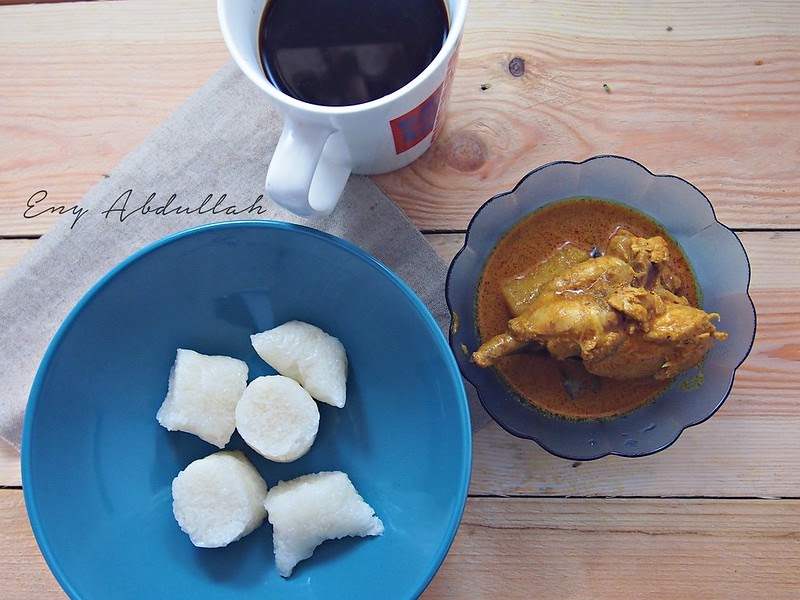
[7,404,800,497]
[0,1,87,5]
[2,490,798,600]
[469,415,800,498]
[0,0,230,235]
[0,442,20,487]
[378,1,800,230]
[2,231,798,496]
[0,239,35,278]
[423,497,800,599]
[1,1,798,234]
[2,1,800,596]
[0,491,63,600]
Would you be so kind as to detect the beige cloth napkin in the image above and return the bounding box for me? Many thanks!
[0,61,487,451]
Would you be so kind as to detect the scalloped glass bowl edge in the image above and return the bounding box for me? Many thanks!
[446,155,756,460]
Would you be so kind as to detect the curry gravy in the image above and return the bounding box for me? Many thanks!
[476,198,699,420]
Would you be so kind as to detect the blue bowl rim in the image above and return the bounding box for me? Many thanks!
[22,219,473,599]
[446,154,757,460]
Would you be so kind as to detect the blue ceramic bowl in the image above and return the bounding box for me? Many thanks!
[446,155,755,460]
[22,221,471,599]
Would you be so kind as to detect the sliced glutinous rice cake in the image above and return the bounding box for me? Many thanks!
[172,450,268,548]
[156,348,248,448]
[251,320,348,408]
[264,471,384,577]
[235,375,320,463]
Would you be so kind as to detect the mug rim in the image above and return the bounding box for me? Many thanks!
[218,0,469,115]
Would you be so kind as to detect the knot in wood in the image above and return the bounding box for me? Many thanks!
[443,132,487,172]
[508,57,525,77]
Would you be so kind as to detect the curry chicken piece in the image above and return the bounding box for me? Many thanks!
[472,230,727,381]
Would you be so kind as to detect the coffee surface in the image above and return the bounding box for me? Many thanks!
[259,0,449,106]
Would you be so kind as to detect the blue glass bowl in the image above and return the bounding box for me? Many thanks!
[22,221,471,599]
[446,155,755,460]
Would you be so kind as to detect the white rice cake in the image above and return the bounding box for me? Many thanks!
[264,471,384,577]
[172,450,268,548]
[251,320,348,408]
[235,375,320,463]
[156,349,248,448]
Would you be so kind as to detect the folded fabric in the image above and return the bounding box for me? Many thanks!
[0,62,487,451]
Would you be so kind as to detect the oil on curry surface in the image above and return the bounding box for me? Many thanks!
[474,198,727,420]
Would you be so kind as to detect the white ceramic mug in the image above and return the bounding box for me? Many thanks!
[218,0,468,217]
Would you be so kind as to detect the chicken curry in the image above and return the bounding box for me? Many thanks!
[473,198,727,419]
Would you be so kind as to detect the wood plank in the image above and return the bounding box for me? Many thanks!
[3,414,798,498]
[2,231,799,493]
[424,497,800,599]
[0,238,35,278]
[0,1,87,5]
[469,415,800,498]
[0,443,20,487]
[2,1,798,597]
[1,1,799,234]
[3,489,798,599]
[378,2,800,230]
[0,490,63,600]
[5,410,800,497]
[0,0,230,236]
[430,230,800,497]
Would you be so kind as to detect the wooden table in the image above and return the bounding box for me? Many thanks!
[2,0,798,597]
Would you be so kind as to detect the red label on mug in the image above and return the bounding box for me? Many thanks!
[390,85,444,154]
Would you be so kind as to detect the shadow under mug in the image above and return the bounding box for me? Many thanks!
[218,0,469,217]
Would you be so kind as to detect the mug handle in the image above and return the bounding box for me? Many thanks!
[266,116,352,217]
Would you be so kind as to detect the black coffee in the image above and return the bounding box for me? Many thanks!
[258,0,449,107]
